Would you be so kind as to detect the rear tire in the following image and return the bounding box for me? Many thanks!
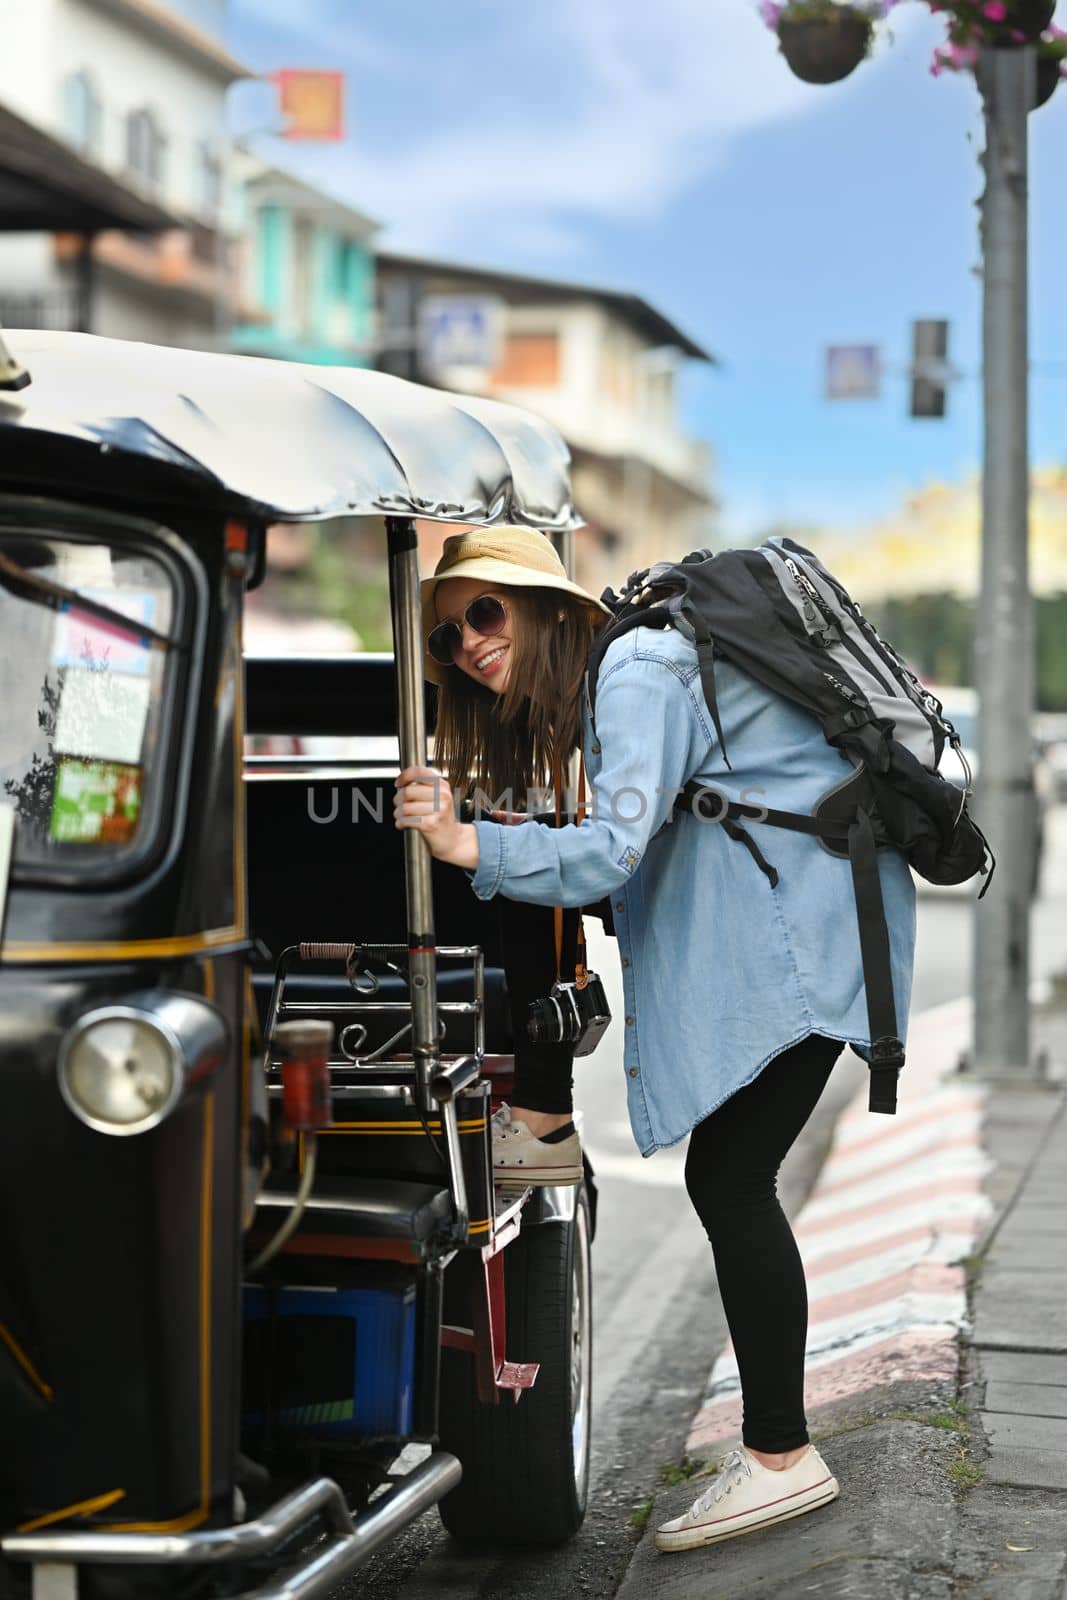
[438,1185,592,1545]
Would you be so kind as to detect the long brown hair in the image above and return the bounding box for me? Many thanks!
[433,584,604,807]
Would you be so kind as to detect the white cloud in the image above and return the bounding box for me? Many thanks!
[237,0,927,266]
[231,0,403,74]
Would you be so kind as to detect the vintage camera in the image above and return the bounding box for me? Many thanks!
[526,974,612,1057]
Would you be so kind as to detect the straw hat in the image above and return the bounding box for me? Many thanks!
[421,526,612,685]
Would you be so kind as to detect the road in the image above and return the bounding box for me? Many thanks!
[338,806,1067,1600]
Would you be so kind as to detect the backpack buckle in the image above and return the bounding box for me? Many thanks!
[870,1035,905,1067]
[868,1036,904,1115]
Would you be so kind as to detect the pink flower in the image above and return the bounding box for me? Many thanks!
[982,1,1008,18]
[758,0,782,26]
[929,37,980,75]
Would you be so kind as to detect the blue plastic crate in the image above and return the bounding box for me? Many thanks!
[243,1282,417,1439]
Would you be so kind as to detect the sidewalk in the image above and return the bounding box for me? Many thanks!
[618,996,1067,1600]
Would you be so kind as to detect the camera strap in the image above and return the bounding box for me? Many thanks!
[553,750,589,990]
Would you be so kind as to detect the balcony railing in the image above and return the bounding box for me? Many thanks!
[0,289,83,331]
[54,229,237,307]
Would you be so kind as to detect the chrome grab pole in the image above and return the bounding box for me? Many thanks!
[386,516,440,1109]
[386,516,468,1237]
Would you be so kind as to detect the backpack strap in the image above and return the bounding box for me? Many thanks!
[679,601,731,770]
[586,605,672,726]
[719,817,779,885]
[675,784,904,1114]
[845,807,904,1114]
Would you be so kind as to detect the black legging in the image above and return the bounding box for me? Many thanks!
[684,1033,844,1454]
[498,887,839,1450]
[498,893,579,1114]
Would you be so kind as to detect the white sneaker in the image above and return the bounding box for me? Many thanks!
[654,1445,839,1553]
[491,1103,583,1187]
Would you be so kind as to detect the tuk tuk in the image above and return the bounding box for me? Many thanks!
[0,329,595,1600]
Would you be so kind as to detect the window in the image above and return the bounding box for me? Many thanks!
[61,70,101,158]
[0,532,178,876]
[195,140,223,217]
[126,107,166,192]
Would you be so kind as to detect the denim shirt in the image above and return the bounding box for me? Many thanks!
[469,623,916,1157]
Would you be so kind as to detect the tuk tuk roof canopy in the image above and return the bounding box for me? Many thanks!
[0,331,582,531]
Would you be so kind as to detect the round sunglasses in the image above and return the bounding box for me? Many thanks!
[427,593,508,666]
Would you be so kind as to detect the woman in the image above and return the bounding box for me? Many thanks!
[418,526,610,1186]
[395,525,916,1554]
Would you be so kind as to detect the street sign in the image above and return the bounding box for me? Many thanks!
[910,319,950,418]
[418,295,504,375]
[273,71,345,141]
[825,344,881,399]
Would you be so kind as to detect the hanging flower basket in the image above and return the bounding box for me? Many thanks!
[928,1,1056,50]
[931,17,1067,101]
[1001,0,1056,43]
[1034,51,1062,104]
[777,8,874,83]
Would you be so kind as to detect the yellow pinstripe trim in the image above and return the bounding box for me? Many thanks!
[233,611,247,936]
[16,1488,126,1534]
[103,1502,209,1535]
[467,1219,491,1236]
[1,928,245,964]
[240,969,254,1227]
[299,1121,487,1167]
[198,1091,214,1510]
[0,1322,53,1402]
[319,1120,487,1133]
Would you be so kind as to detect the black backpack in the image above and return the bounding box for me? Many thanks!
[586,536,995,1116]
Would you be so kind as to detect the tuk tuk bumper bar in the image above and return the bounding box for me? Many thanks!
[3,1453,462,1598]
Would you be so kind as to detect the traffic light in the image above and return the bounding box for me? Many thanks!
[910,320,950,419]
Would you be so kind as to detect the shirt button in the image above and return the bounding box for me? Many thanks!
[621,956,630,969]
[629,1066,638,1078]
[614,901,624,913]
[625,1015,634,1026]
[592,743,601,754]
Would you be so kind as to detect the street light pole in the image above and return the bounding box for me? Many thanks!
[972,43,1037,1078]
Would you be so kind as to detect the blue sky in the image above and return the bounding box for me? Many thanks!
[224,1,1066,541]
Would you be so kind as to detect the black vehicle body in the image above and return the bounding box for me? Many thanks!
[0,331,595,1599]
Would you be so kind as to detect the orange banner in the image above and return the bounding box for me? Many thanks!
[274,70,345,141]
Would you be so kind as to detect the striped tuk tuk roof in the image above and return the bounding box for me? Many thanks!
[0,330,581,531]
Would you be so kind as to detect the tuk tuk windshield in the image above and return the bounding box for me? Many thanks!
[0,531,176,876]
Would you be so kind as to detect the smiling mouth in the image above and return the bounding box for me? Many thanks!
[474,646,508,672]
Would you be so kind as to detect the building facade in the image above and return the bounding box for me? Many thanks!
[0,0,248,346]
[376,252,717,593]
[231,158,378,367]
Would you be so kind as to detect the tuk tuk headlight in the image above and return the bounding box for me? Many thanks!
[58,995,226,1136]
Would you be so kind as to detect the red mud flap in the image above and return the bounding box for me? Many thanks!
[441,1247,540,1404]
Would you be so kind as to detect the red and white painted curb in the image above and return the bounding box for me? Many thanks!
[688,998,989,1453]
